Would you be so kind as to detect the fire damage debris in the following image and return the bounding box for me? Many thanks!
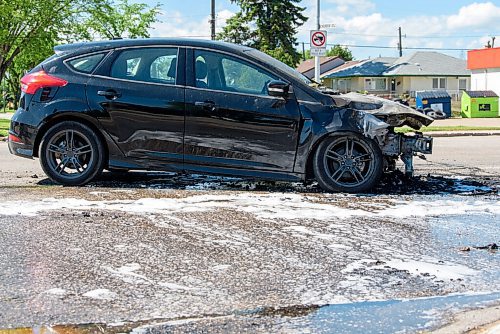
[459,243,498,252]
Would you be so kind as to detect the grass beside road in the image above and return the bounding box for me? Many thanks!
[0,119,10,137]
[396,125,500,133]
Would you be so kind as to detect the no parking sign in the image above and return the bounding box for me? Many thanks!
[310,30,327,56]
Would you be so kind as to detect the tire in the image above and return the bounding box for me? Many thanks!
[313,133,383,193]
[39,121,105,186]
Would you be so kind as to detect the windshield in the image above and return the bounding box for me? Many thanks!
[245,49,312,85]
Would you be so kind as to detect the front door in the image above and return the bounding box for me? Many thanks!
[86,47,185,167]
[184,49,300,173]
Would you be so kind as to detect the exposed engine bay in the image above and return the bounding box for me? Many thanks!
[335,93,434,175]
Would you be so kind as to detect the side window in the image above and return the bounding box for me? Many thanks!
[110,48,178,84]
[194,50,277,95]
[68,53,105,73]
[150,54,177,83]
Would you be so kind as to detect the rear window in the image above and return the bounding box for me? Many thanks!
[67,53,106,73]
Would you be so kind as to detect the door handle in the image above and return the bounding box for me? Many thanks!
[97,90,122,100]
[195,101,217,112]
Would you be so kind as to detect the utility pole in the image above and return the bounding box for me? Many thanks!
[314,0,320,83]
[210,0,216,40]
[302,42,306,61]
[398,26,403,57]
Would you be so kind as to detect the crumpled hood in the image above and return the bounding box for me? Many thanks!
[332,92,434,130]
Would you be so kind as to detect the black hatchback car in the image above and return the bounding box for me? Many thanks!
[9,39,433,192]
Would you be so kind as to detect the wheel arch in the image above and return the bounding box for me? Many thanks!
[304,130,362,180]
[34,113,109,161]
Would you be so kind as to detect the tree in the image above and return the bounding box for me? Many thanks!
[76,0,160,40]
[218,0,307,67]
[0,0,159,107]
[5,32,55,109]
[0,0,78,88]
[305,45,354,61]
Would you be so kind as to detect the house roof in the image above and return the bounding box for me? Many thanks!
[296,56,341,73]
[323,57,397,78]
[321,60,362,77]
[324,52,469,78]
[385,52,469,76]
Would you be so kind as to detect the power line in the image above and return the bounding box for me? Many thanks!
[299,42,473,51]
[308,31,499,39]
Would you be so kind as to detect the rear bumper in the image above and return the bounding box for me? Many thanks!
[8,137,34,158]
[8,108,38,159]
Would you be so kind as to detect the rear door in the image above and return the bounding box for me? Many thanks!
[86,46,185,167]
[184,49,301,173]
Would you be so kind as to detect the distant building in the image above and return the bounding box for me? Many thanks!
[468,47,500,97]
[296,56,345,79]
[322,52,470,99]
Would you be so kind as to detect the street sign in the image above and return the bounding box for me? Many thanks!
[310,30,327,56]
[320,23,336,29]
[310,48,326,56]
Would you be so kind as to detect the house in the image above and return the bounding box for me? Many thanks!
[468,47,500,97]
[297,56,345,79]
[322,52,470,98]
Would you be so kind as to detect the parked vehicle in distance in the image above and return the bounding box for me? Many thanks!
[8,39,433,192]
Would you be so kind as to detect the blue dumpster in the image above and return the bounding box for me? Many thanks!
[416,91,452,118]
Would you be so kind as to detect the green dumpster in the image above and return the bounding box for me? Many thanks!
[461,90,499,118]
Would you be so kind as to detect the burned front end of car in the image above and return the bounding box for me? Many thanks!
[336,93,433,176]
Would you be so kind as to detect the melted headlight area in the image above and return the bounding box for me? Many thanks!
[358,112,433,176]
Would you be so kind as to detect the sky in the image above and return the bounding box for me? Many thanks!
[138,0,500,60]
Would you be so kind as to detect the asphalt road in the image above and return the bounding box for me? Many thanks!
[0,137,499,333]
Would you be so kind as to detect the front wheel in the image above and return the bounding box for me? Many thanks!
[313,134,383,193]
[39,121,105,186]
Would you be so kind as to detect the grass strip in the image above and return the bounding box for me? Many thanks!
[0,119,10,137]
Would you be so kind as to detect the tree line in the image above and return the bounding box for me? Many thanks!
[1,0,353,110]
[0,0,160,109]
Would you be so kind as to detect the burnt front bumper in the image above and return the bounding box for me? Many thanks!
[381,133,433,175]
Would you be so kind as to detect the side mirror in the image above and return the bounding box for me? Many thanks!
[267,80,290,98]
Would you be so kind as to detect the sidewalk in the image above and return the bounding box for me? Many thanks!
[431,118,500,127]
[0,112,13,120]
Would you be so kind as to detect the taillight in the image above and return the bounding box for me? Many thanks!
[8,134,22,143]
[20,70,67,95]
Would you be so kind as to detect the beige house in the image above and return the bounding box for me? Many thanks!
[322,52,470,99]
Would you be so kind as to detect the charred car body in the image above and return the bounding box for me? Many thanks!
[8,39,433,192]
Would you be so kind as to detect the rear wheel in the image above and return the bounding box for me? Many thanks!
[39,121,105,186]
[313,134,383,193]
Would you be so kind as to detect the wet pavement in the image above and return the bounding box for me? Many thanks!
[0,138,499,333]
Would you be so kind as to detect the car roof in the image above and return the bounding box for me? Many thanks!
[54,38,253,56]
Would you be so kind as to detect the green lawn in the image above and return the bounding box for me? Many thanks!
[396,125,500,133]
[0,119,10,137]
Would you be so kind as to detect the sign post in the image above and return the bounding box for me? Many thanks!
[310,30,327,82]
